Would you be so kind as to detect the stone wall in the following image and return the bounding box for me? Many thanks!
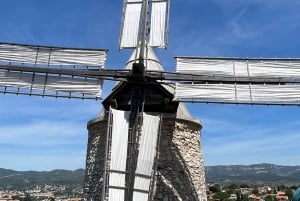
[84,117,107,201]
[153,118,207,201]
[83,114,207,201]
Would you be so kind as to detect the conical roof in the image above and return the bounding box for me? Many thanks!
[125,46,163,71]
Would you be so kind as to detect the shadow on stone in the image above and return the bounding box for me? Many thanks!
[83,115,207,201]
[153,118,206,201]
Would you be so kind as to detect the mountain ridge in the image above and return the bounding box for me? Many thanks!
[1,164,300,188]
[0,168,85,189]
[205,163,300,186]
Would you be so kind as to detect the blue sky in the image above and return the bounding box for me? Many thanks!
[0,0,300,171]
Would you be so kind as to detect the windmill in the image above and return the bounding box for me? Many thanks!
[1,0,300,201]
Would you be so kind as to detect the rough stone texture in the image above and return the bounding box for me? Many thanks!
[83,113,207,201]
[154,118,207,201]
[84,117,108,201]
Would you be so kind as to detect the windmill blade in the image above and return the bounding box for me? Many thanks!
[148,0,170,48]
[176,57,300,80]
[119,0,143,49]
[175,83,300,105]
[119,0,170,49]
[174,57,300,105]
[0,42,107,66]
[0,42,108,99]
[106,109,130,201]
[103,108,161,201]
[133,113,160,200]
[0,69,103,100]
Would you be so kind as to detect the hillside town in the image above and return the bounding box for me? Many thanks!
[207,183,298,201]
[0,183,298,201]
[0,184,83,201]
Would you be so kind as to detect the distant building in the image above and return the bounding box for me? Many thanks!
[276,195,289,201]
[69,198,83,201]
[258,186,272,194]
[229,194,237,200]
[264,191,289,201]
[248,194,263,201]
[240,188,253,197]
[0,194,18,201]
[276,191,289,201]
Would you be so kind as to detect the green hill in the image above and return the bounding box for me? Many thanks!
[0,168,85,189]
[205,164,300,186]
[1,164,300,189]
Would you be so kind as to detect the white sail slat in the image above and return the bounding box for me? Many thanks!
[0,71,102,99]
[108,188,125,201]
[119,0,143,49]
[133,113,160,201]
[110,109,130,172]
[135,113,160,175]
[107,109,130,201]
[0,43,107,67]
[176,57,300,79]
[0,42,106,99]
[175,57,300,105]
[149,0,169,48]
[133,191,149,201]
[175,83,300,105]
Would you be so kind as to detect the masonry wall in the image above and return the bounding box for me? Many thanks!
[83,114,207,201]
[83,118,107,201]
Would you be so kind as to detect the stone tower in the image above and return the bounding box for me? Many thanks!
[83,47,207,201]
[83,104,207,201]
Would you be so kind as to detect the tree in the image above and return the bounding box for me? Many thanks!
[12,195,22,200]
[209,184,221,193]
[285,188,294,200]
[240,184,250,188]
[291,186,298,191]
[265,195,278,201]
[265,195,273,201]
[277,185,287,191]
[22,194,35,201]
[214,192,230,201]
[252,188,259,195]
[228,184,239,190]
[236,192,242,201]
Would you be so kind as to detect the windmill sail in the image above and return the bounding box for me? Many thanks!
[103,109,161,201]
[119,0,169,49]
[119,0,143,49]
[0,42,107,99]
[106,109,130,201]
[133,113,160,201]
[174,57,300,105]
[0,42,107,66]
[148,0,170,48]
